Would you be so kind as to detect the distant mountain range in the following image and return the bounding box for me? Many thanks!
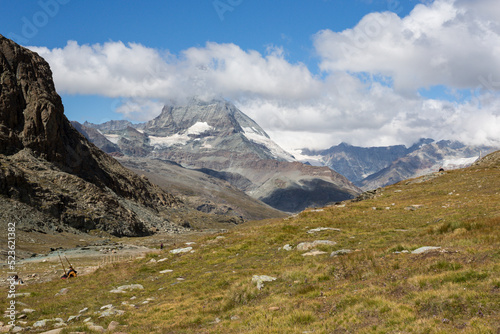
[76,97,499,213]
[77,99,361,213]
[300,139,498,190]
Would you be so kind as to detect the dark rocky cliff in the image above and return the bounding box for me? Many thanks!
[0,34,182,236]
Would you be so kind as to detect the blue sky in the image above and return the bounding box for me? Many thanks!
[1,0,500,150]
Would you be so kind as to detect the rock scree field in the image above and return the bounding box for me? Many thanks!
[1,150,499,333]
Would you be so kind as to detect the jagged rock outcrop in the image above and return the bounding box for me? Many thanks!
[83,99,361,212]
[0,34,183,236]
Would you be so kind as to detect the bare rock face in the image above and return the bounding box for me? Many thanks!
[0,34,182,236]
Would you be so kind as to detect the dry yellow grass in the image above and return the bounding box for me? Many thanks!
[1,152,499,333]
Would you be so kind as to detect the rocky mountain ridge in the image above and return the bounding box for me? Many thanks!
[300,139,498,190]
[81,99,361,212]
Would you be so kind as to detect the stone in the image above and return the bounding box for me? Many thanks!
[21,309,35,313]
[297,240,337,251]
[100,304,113,310]
[405,205,423,211]
[78,307,88,314]
[88,325,105,333]
[297,242,315,251]
[269,306,280,311]
[0,325,13,333]
[99,309,125,318]
[412,246,441,254]
[330,249,352,257]
[107,321,120,331]
[39,329,64,334]
[109,284,144,293]
[302,250,328,256]
[55,288,69,296]
[282,244,293,251]
[307,227,341,234]
[159,269,173,274]
[33,320,47,328]
[170,247,193,254]
[11,327,23,333]
[67,315,80,322]
[252,275,277,290]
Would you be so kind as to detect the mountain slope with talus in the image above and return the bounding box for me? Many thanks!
[82,99,361,213]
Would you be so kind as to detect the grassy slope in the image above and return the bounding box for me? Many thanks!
[2,153,499,333]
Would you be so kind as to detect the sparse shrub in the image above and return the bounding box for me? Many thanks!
[432,220,483,234]
[296,284,316,295]
[221,283,260,312]
[443,270,488,283]
[429,260,463,271]
[317,274,330,282]
[289,311,315,325]
[390,244,406,252]
[138,266,156,274]
[282,224,299,233]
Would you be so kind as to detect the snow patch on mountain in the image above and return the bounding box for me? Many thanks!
[243,127,295,162]
[104,134,120,144]
[149,122,213,148]
[186,122,212,135]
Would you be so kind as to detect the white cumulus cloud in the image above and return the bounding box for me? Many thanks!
[28,0,500,150]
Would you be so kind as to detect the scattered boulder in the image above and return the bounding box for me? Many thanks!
[39,329,63,334]
[252,275,277,290]
[307,227,341,234]
[297,240,337,251]
[33,320,48,328]
[21,309,35,314]
[0,325,13,333]
[98,308,125,318]
[67,315,80,322]
[55,288,69,296]
[107,321,120,331]
[109,284,144,293]
[170,247,193,254]
[302,250,328,256]
[412,246,441,254]
[330,249,352,257]
[160,269,173,274]
[405,205,424,211]
[88,324,105,332]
